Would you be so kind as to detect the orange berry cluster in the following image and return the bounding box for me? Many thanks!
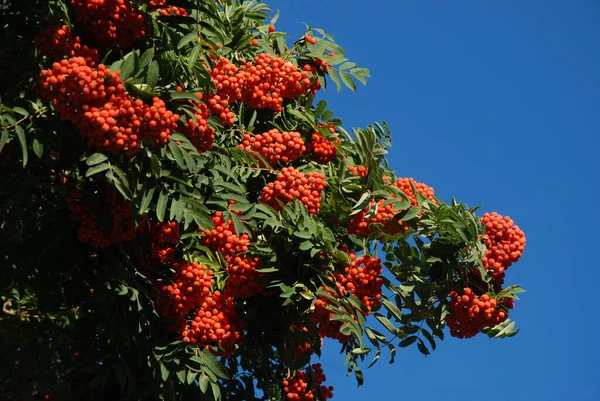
[67,186,136,248]
[282,364,333,401]
[181,97,215,153]
[394,177,435,206]
[159,261,214,319]
[239,129,306,168]
[205,57,243,125]
[260,167,327,214]
[199,212,250,256]
[306,132,339,164]
[311,296,352,343]
[35,25,99,67]
[348,199,407,237]
[70,0,145,49]
[239,53,315,112]
[147,0,189,17]
[148,220,180,264]
[446,288,513,339]
[334,254,383,313]
[480,212,526,287]
[182,290,245,357]
[39,57,179,154]
[224,255,264,299]
[348,165,367,178]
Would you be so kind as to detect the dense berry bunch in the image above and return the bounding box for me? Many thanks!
[35,25,99,66]
[207,57,243,124]
[67,186,136,248]
[282,364,334,401]
[260,167,327,214]
[240,129,306,168]
[348,165,367,178]
[199,212,250,256]
[480,212,527,286]
[38,57,125,122]
[159,261,214,319]
[182,291,245,357]
[348,199,407,237]
[181,98,215,152]
[148,221,180,264]
[240,53,314,112]
[394,177,435,206]
[70,0,146,49]
[224,255,264,298]
[446,288,512,339]
[335,254,383,313]
[306,132,339,164]
[39,57,179,154]
[156,6,188,16]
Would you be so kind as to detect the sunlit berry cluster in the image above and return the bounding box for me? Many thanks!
[282,364,333,401]
[199,212,250,256]
[480,212,526,287]
[394,177,435,206]
[260,167,327,214]
[306,132,339,164]
[335,254,383,313]
[206,57,243,125]
[39,57,179,154]
[181,97,215,153]
[159,261,214,319]
[182,290,245,357]
[240,53,314,112]
[67,186,136,248]
[148,221,180,264]
[447,288,513,339]
[348,165,367,178]
[224,255,264,298]
[240,129,306,168]
[35,25,99,66]
[348,199,407,237]
[70,0,146,49]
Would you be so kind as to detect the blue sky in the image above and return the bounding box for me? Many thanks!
[275,1,600,400]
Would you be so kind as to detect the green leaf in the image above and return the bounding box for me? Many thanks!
[139,187,155,215]
[171,92,201,102]
[160,364,170,381]
[186,369,196,385]
[146,61,160,87]
[417,338,430,355]
[168,141,186,169]
[0,129,9,153]
[399,336,417,347]
[32,138,44,158]
[189,44,202,67]
[86,153,108,166]
[178,32,198,49]
[86,163,110,177]
[198,374,209,393]
[156,191,169,222]
[138,47,155,71]
[120,52,136,81]
[340,71,356,91]
[15,124,27,167]
[12,107,28,116]
[328,69,342,91]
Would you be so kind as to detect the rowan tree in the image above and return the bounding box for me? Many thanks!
[0,1,527,400]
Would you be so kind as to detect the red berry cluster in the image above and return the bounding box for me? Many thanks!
[348,165,367,178]
[240,53,315,112]
[70,0,146,49]
[159,261,214,319]
[282,364,333,401]
[205,57,243,125]
[182,290,245,357]
[35,25,99,67]
[199,212,250,256]
[311,296,352,343]
[394,177,435,206]
[334,254,383,313]
[480,212,526,287]
[260,167,327,214]
[39,57,179,154]
[240,129,306,168]
[148,220,180,264]
[67,186,136,248]
[348,199,407,237]
[181,97,215,153]
[447,288,513,339]
[225,255,264,299]
[306,132,339,164]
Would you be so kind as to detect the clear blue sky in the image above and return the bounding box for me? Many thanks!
[275,1,600,400]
